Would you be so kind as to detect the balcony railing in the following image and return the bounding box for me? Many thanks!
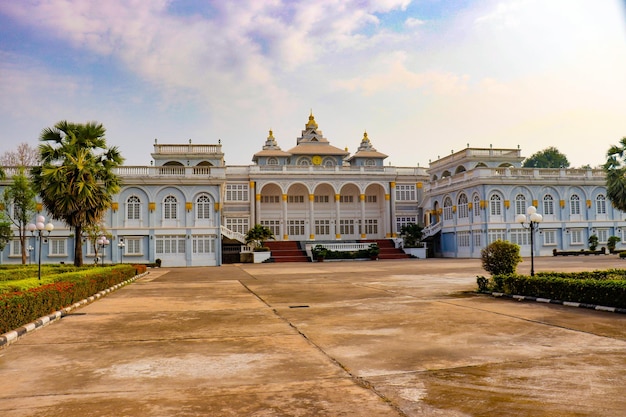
[153,144,223,155]
[113,166,226,178]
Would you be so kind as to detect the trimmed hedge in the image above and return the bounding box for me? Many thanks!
[482,271,626,309]
[0,264,146,334]
[0,265,87,282]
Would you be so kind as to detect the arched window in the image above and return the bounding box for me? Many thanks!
[490,194,502,216]
[365,159,375,166]
[543,194,554,215]
[473,194,481,217]
[458,193,469,219]
[570,194,581,215]
[324,158,336,167]
[515,194,526,215]
[596,194,607,215]
[443,197,453,221]
[127,196,141,220]
[267,157,278,165]
[297,158,310,166]
[196,194,211,220]
[164,195,178,220]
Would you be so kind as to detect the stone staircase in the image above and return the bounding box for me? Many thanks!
[366,239,411,260]
[264,241,311,263]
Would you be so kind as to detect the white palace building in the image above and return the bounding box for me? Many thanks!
[1,113,623,266]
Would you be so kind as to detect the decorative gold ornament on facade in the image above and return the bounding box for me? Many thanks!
[148,202,156,212]
[111,202,119,212]
[185,202,193,211]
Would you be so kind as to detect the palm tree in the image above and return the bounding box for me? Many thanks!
[31,121,124,266]
[245,224,275,249]
[604,137,626,212]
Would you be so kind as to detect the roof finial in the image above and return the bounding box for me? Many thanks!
[306,110,318,129]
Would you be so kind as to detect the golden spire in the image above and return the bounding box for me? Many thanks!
[306,110,318,129]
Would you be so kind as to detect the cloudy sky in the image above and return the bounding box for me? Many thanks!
[1,0,625,168]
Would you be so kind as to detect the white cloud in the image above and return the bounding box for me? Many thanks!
[404,17,425,28]
[0,0,625,170]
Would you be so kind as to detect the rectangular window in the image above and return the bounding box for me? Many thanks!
[314,220,330,235]
[490,199,502,216]
[192,235,214,254]
[596,199,607,215]
[314,195,330,203]
[339,195,354,203]
[543,230,556,246]
[366,195,377,203]
[156,235,186,254]
[364,219,378,234]
[261,195,280,204]
[287,220,305,235]
[225,218,249,235]
[487,229,507,244]
[11,239,22,256]
[226,184,249,202]
[339,219,355,235]
[596,229,608,244]
[396,185,416,201]
[509,229,529,246]
[49,238,67,256]
[473,232,482,247]
[260,220,280,236]
[458,203,468,219]
[543,198,554,215]
[288,195,305,204]
[458,231,470,247]
[570,229,583,245]
[395,216,417,234]
[125,238,142,255]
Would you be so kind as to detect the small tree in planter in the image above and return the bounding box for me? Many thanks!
[588,234,599,251]
[245,224,275,251]
[311,245,328,262]
[400,223,424,248]
[368,243,380,260]
[608,235,621,253]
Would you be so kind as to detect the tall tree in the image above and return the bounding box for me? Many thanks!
[522,147,570,168]
[604,137,626,212]
[0,143,40,167]
[31,121,124,266]
[2,167,37,264]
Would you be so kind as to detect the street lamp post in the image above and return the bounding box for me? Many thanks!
[117,238,125,265]
[515,206,543,276]
[96,236,110,267]
[27,215,54,280]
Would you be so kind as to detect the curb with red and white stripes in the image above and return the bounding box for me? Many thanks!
[491,292,626,314]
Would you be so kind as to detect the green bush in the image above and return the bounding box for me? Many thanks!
[492,273,626,308]
[481,240,522,276]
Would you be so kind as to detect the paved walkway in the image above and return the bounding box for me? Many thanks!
[1,257,626,416]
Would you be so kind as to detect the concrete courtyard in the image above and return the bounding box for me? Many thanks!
[1,256,625,416]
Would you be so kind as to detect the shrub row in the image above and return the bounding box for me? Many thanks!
[0,265,87,282]
[480,273,626,309]
[0,264,147,334]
